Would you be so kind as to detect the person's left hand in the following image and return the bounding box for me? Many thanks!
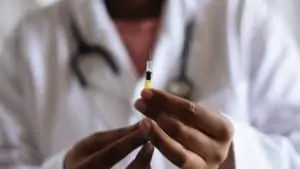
[134,89,234,169]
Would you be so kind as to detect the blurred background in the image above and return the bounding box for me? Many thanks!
[0,0,300,51]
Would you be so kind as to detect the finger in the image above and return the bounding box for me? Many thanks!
[147,119,205,168]
[79,121,151,168]
[137,89,233,140]
[75,121,141,153]
[155,114,229,163]
[127,142,154,169]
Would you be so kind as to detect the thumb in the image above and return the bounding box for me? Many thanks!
[127,142,154,169]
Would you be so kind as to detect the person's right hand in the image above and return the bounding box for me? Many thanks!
[64,120,154,169]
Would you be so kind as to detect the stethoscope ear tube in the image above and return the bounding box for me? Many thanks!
[70,17,120,87]
[179,20,195,77]
[70,53,88,87]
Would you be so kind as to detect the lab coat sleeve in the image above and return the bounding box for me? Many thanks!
[0,19,65,169]
[231,1,300,168]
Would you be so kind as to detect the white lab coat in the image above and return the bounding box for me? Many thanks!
[0,0,300,168]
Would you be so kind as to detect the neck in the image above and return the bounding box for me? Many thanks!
[104,0,164,20]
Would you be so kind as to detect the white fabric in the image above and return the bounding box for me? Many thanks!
[0,0,300,168]
[267,0,300,45]
[0,0,37,52]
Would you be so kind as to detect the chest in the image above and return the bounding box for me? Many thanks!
[114,19,161,75]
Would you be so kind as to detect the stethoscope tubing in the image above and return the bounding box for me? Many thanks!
[70,18,120,87]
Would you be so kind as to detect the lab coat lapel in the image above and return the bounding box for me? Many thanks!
[149,0,202,92]
[68,0,135,129]
[149,0,187,89]
[69,0,137,100]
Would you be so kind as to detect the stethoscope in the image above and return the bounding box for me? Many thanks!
[70,18,196,99]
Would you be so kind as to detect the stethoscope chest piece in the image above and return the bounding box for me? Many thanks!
[166,75,194,100]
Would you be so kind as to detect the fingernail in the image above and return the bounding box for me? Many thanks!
[141,89,153,100]
[139,119,152,139]
[135,100,147,112]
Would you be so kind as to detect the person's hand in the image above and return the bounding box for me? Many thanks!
[135,89,234,169]
[64,121,154,169]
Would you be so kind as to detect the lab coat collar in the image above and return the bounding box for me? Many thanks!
[67,0,197,128]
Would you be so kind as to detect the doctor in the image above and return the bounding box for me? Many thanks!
[0,0,300,169]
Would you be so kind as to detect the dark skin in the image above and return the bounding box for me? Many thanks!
[65,121,155,169]
[65,90,234,169]
[65,1,235,168]
[135,89,234,169]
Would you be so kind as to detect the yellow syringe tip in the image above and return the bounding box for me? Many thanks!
[145,80,152,88]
